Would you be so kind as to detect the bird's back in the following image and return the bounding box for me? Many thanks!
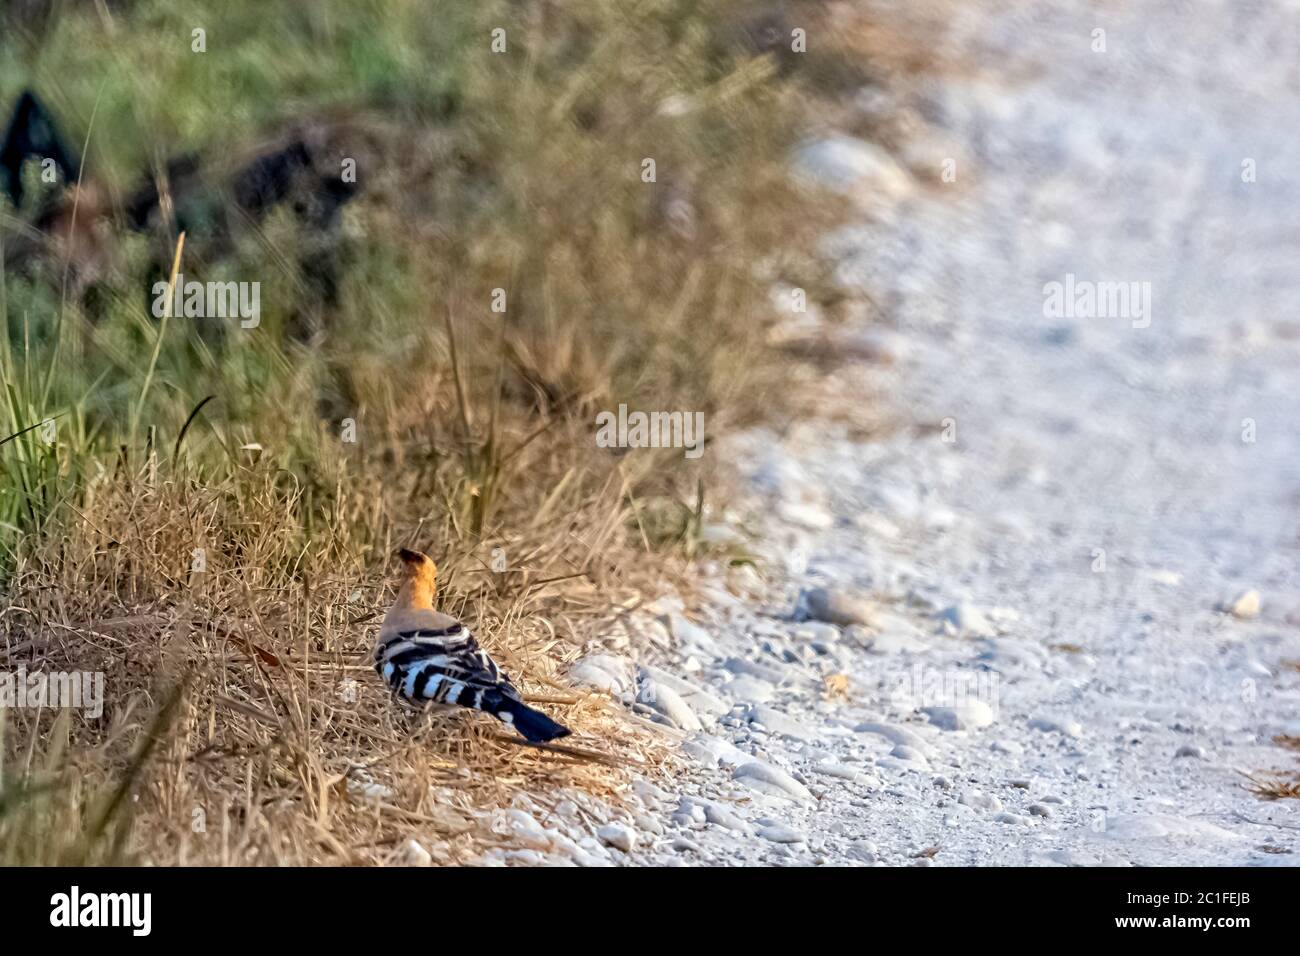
[379,605,462,642]
[374,553,571,742]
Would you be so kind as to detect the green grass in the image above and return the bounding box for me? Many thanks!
[4,0,468,185]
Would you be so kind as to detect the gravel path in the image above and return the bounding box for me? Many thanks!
[483,0,1300,866]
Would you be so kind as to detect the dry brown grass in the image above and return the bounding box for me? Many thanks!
[1243,771,1300,802]
[1241,736,1300,803]
[1,442,691,864]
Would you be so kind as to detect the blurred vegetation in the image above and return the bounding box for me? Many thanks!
[0,0,845,566]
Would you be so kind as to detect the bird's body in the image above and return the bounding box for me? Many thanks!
[375,549,571,743]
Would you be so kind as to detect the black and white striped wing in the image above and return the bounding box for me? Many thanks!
[374,623,520,711]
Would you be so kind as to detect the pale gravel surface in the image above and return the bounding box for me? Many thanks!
[481,0,1300,866]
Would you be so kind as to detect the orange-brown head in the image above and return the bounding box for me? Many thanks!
[393,548,438,610]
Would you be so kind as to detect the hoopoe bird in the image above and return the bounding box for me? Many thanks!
[374,549,571,743]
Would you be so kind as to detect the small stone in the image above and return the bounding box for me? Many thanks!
[1146,569,1183,586]
[778,500,835,530]
[665,614,719,654]
[674,798,707,825]
[643,594,686,617]
[847,840,879,863]
[596,823,636,853]
[855,721,932,753]
[815,762,867,783]
[634,812,665,836]
[398,838,433,866]
[809,642,840,660]
[733,760,815,803]
[889,744,929,765]
[605,616,672,651]
[637,680,703,733]
[794,621,842,644]
[721,562,763,598]
[502,849,549,866]
[672,837,701,853]
[568,653,636,695]
[1028,803,1054,818]
[1224,590,1261,619]
[977,638,1048,668]
[748,704,818,741]
[1042,848,1101,866]
[1029,716,1084,738]
[640,665,730,718]
[724,675,777,704]
[758,824,806,844]
[348,777,396,803]
[498,809,555,850]
[703,801,751,833]
[631,779,669,806]
[857,613,926,653]
[724,656,791,686]
[697,523,745,548]
[994,812,1031,825]
[792,135,914,199]
[1175,744,1207,759]
[937,602,995,637]
[803,587,880,627]
[550,834,608,867]
[682,734,752,769]
[958,791,1003,812]
[922,700,996,731]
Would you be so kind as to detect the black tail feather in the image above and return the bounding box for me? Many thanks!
[502,697,571,743]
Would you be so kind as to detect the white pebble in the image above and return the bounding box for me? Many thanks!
[856,721,932,753]
[596,823,637,853]
[703,801,752,833]
[803,587,880,627]
[733,760,815,803]
[937,601,996,637]
[638,679,703,733]
[994,812,1032,825]
[398,839,432,866]
[1029,716,1084,738]
[1224,589,1261,619]
[959,791,1003,812]
[923,700,996,731]
[758,824,807,844]
[890,744,929,764]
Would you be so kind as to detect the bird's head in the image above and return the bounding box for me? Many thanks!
[393,548,438,608]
